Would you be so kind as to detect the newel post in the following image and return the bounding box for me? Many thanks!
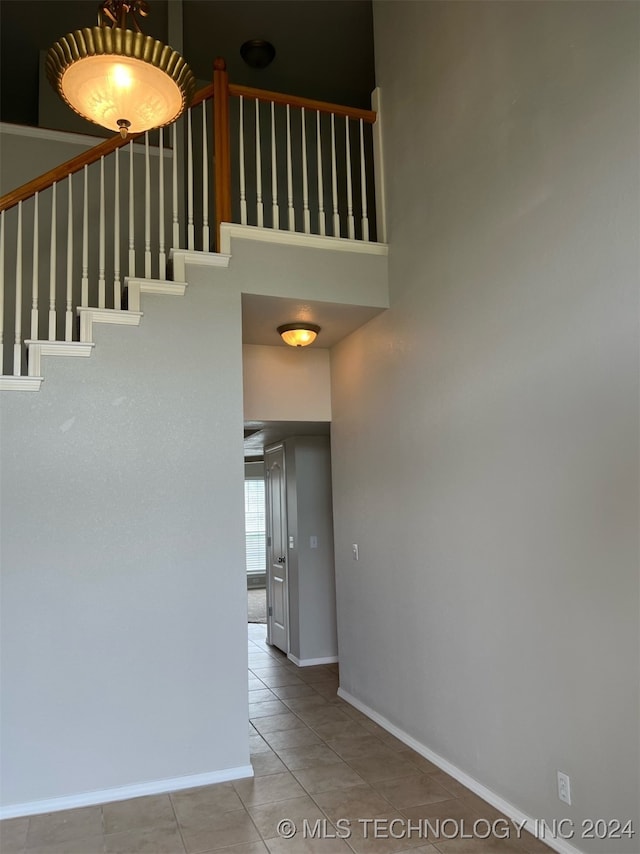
[213,57,232,252]
[371,87,387,244]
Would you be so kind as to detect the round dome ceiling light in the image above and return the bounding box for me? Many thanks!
[240,40,276,70]
[278,323,321,347]
[46,0,195,138]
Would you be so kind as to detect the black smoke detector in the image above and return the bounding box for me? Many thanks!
[240,40,276,69]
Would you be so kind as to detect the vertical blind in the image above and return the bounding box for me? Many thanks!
[245,476,266,575]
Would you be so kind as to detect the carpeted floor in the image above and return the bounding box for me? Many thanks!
[247,588,267,623]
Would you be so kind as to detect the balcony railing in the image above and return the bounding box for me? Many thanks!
[0,58,385,380]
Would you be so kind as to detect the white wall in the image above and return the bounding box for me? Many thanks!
[0,261,250,811]
[331,2,639,850]
[243,344,331,422]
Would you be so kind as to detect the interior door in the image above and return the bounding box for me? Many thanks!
[265,445,288,653]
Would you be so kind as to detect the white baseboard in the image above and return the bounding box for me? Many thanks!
[288,653,339,667]
[337,688,584,854]
[0,764,254,820]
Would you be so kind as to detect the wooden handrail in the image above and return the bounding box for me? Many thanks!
[0,132,145,213]
[229,83,377,124]
[191,83,214,108]
[0,69,376,222]
[0,81,216,215]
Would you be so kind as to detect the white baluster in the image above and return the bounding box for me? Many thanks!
[359,119,370,242]
[82,166,89,306]
[271,101,279,229]
[286,104,294,231]
[31,192,39,339]
[114,147,121,309]
[144,132,151,277]
[14,201,23,373]
[201,101,210,251]
[239,96,247,225]
[187,107,194,250]
[331,113,340,237]
[172,121,180,249]
[65,175,73,340]
[98,157,106,308]
[256,98,264,227]
[301,108,310,234]
[129,141,135,276]
[345,117,355,239]
[48,185,56,340]
[316,112,325,236]
[158,127,166,277]
[0,210,4,374]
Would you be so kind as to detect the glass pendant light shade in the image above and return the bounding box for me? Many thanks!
[46,26,195,136]
[278,323,321,347]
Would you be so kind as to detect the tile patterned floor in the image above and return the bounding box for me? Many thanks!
[0,625,552,854]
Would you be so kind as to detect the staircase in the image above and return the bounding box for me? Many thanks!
[0,59,386,392]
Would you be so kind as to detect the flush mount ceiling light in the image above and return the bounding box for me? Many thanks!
[278,323,321,347]
[46,0,195,138]
[240,39,276,69]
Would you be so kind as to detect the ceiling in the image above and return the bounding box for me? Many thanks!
[244,420,330,459]
[242,293,383,349]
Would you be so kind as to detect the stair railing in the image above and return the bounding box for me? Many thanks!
[222,67,379,242]
[0,86,214,377]
[0,58,381,380]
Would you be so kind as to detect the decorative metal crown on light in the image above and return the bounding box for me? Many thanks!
[46,0,195,138]
[278,323,321,347]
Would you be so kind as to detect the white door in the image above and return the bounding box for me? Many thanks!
[265,445,288,653]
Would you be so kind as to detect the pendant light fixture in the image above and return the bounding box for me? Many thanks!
[46,0,195,138]
[277,323,321,347]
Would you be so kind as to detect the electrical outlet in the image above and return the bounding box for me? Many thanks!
[352,544,359,560]
[557,771,571,805]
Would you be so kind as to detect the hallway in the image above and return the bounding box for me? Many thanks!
[1,627,552,853]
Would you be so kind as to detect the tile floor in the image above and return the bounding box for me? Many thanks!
[1,625,552,854]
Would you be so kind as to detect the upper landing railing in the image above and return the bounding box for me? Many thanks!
[0,58,384,377]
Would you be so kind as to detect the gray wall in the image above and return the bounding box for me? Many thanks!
[330,1,639,849]
[283,437,337,663]
[1,0,375,131]
[0,218,382,810]
[0,261,249,807]
[0,0,169,129]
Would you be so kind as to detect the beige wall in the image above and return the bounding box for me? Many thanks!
[243,344,331,422]
[331,2,639,850]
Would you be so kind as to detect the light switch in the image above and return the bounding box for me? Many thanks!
[352,544,359,560]
[288,536,295,549]
[310,536,318,549]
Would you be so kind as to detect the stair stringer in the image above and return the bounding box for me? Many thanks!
[0,278,188,392]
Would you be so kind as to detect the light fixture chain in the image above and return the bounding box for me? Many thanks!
[98,0,149,32]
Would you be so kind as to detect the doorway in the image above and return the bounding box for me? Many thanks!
[243,421,333,655]
[244,462,267,624]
